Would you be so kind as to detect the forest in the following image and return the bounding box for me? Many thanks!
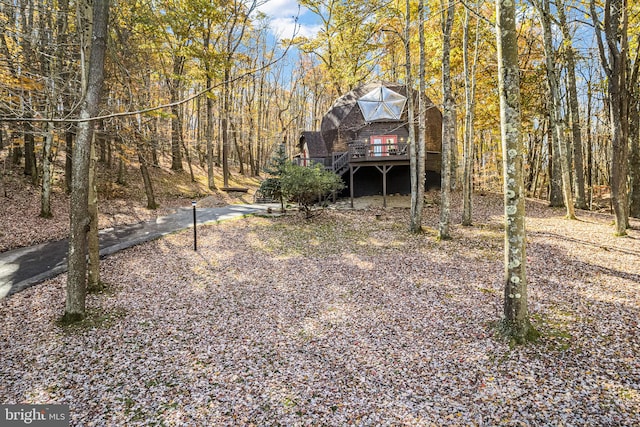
[0,0,639,424]
[0,0,638,217]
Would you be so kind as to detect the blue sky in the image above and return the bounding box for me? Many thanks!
[256,0,321,39]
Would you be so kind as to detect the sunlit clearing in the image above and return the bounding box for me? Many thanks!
[246,230,300,260]
[319,303,351,326]
[341,253,375,270]
[300,303,351,340]
[580,282,638,307]
[359,235,406,250]
[188,280,207,293]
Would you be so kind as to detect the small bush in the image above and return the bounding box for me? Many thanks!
[280,164,344,218]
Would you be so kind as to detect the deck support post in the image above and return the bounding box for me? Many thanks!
[350,165,361,208]
[350,165,354,208]
[375,165,394,208]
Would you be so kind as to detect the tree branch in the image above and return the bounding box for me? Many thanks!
[1,15,297,124]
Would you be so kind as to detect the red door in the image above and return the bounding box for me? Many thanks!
[370,135,397,156]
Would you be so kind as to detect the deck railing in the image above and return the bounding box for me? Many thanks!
[332,152,350,174]
[294,157,332,168]
[348,141,410,161]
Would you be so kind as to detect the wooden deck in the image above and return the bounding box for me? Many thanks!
[347,141,410,163]
[296,142,440,208]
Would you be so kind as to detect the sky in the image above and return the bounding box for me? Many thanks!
[256,0,321,40]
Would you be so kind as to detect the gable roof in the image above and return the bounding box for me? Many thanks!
[299,131,328,158]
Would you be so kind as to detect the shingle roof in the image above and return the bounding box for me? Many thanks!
[299,131,328,158]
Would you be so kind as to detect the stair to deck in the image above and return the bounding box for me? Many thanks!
[332,152,349,176]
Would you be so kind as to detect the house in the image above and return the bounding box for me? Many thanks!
[297,81,443,207]
[298,131,328,168]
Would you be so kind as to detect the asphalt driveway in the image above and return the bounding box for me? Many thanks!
[0,204,273,298]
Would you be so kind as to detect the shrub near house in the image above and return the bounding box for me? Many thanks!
[280,164,344,218]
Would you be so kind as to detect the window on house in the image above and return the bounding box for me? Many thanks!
[370,135,397,156]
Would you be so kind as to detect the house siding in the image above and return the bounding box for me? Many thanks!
[356,123,410,146]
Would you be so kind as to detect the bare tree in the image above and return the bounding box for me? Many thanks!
[221,0,257,188]
[462,1,481,226]
[630,47,640,218]
[590,0,630,235]
[438,0,455,240]
[202,20,219,190]
[87,137,100,291]
[405,0,417,231]
[533,0,575,219]
[496,0,536,343]
[168,55,186,172]
[557,0,587,210]
[40,121,55,218]
[64,0,109,322]
[410,0,427,232]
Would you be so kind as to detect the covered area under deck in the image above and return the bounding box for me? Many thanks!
[344,141,441,208]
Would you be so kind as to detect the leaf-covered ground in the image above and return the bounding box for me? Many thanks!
[0,163,259,253]
[1,193,639,426]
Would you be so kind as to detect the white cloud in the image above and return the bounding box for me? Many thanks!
[257,0,300,18]
[256,0,320,40]
[269,17,321,39]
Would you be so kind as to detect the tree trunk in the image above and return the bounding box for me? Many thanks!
[546,100,563,206]
[87,136,100,292]
[19,0,37,183]
[65,130,73,194]
[557,0,587,210]
[40,121,55,218]
[218,0,256,186]
[530,132,544,198]
[627,43,639,218]
[98,135,107,162]
[462,4,479,226]
[231,121,244,175]
[591,0,629,235]
[116,138,127,185]
[170,102,183,172]
[106,136,112,166]
[496,0,535,343]
[222,65,231,187]
[151,140,159,167]
[137,139,157,209]
[256,64,266,176]
[206,93,216,189]
[438,0,455,240]
[202,24,217,189]
[586,81,593,207]
[11,138,22,165]
[177,113,195,182]
[535,0,575,219]
[630,100,640,217]
[65,0,108,322]
[248,111,257,177]
[149,118,159,167]
[23,121,37,182]
[406,0,419,232]
[169,56,185,172]
[413,0,426,230]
